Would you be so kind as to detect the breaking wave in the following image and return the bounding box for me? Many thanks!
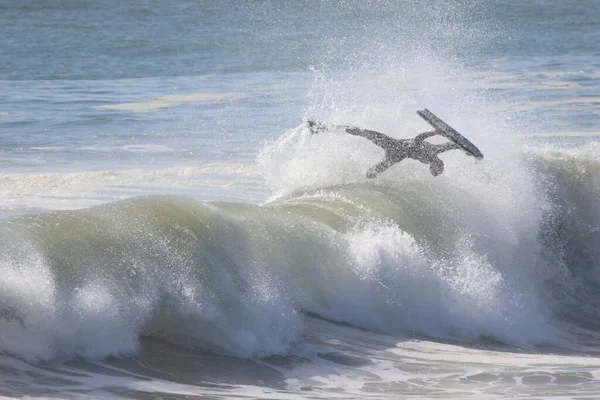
[1,137,598,360]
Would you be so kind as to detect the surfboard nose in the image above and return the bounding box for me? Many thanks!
[417,109,484,159]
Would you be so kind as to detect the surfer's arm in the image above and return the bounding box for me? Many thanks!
[345,127,396,149]
[433,142,461,154]
[414,130,439,143]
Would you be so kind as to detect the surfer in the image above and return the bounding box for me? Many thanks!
[308,120,460,178]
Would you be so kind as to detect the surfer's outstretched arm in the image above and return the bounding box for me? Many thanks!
[366,156,399,178]
[345,127,397,149]
[414,130,439,143]
[433,142,461,154]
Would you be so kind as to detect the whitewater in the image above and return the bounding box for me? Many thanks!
[1,0,600,398]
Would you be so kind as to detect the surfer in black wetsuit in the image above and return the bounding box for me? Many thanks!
[308,121,460,178]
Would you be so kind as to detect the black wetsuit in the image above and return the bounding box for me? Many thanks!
[345,127,459,178]
[307,120,460,177]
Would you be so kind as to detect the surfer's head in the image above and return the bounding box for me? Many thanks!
[430,159,444,176]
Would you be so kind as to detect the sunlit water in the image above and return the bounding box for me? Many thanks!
[1,1,600,398]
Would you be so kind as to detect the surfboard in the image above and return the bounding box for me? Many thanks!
[417,109,484,159]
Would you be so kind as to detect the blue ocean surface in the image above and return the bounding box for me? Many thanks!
[1,1,600,398]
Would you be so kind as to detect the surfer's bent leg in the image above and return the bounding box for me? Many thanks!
[345,127,396,149]
[366,156,398,179]
[308,120,350,134]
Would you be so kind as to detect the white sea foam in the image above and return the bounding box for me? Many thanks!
[100,92,244,113]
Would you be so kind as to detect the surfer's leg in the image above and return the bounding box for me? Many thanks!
[346,127,397,149]
[307,120,350,134]
[366,156,398,178]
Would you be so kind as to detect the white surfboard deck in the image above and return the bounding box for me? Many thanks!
[417,109,484,159]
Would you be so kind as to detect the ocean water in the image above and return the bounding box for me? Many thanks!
[1,0,600,398]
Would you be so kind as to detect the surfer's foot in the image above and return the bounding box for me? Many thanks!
[307,120,328,134]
